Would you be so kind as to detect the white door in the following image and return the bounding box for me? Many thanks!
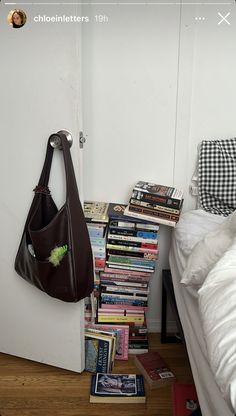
[0,4,85,372]
[81,2,181,332]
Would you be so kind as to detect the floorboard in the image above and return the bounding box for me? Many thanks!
[0,333,193,416]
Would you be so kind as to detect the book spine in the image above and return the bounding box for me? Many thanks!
[106,263,155,273]
[107,255,156,267]
[90,237,106,246]
[132,190,183,209]
[107,248,158,260]
[104,267,152,277]
[97,316,145,324]
[124,208,177,227]
[100,279,148,288]
[109,220,136,229]
[128,204,179,222]
[101,286,149,296]
[106,263,154,272]
[101,298,148,307]
[107,233,157,244]
[107,239,158,249]
[129,198,181,215]
[101,292,148,300]
[109,228,158,239]
[100,272,150,282]
[100,303,147,311]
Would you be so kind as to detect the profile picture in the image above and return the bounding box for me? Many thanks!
[7,9,27,29]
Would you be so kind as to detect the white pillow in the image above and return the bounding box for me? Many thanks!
[199,237,236,413]
[181,210,236,286]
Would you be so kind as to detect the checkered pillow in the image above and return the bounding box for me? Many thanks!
[198,138,236,216]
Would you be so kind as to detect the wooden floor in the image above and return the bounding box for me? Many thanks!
[0,333,193,416]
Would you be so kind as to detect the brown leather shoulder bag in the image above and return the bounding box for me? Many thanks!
[15,133,94,302]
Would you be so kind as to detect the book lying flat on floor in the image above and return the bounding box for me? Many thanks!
[134,351,175,388]
[89,373,146,403]
[171,383,199,416]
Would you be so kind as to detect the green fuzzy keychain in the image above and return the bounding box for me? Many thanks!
[48,245,68,267]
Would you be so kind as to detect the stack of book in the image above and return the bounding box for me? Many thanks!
[84,201,109,272]
[106,203,158,274]
[97,203,159,354]
[124,181,184,227]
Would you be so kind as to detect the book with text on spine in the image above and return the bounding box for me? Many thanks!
[124,206,177,227]
[85,331,115,373]
[133,181,183,197]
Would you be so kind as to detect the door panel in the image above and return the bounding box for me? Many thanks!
[81,3,181,331]
[0,4,85,372]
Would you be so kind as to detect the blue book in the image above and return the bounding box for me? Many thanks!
[90,373,146,403]
[85,333,113,373]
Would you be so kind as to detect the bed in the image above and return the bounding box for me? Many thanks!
[169,138,236,416]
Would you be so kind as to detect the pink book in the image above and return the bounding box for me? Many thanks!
[104,267,152,277]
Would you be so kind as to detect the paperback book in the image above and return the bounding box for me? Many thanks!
[132,181,184,209]
[84,201,109,223]
[89,373,146,403]
[171,383,199,416]
[86,323,129,360]
[85,331,116,373]
[123,206,177,227]
[134,351,176,388]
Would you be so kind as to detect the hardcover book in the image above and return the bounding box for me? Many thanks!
[134,351,175,388]
[89,373,146,403]
[171,383,199,416]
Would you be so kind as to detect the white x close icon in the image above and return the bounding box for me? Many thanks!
[218,12,231,25]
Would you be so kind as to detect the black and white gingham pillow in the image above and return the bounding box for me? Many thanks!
[198,138,236,216]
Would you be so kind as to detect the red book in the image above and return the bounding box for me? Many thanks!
[171,383,199,416]
[134,351,175,388]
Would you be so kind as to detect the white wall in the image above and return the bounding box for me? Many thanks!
[174,3,236,211]
[81,3,181,331]
[81,2,236,332]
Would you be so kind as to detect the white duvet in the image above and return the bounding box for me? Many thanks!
[199,237,236,414]
[170,209,234,416]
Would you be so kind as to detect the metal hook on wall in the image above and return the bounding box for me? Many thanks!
[49,130,73,150]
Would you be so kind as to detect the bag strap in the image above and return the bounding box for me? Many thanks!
[36,133,79,201]
[37,139,54,189]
